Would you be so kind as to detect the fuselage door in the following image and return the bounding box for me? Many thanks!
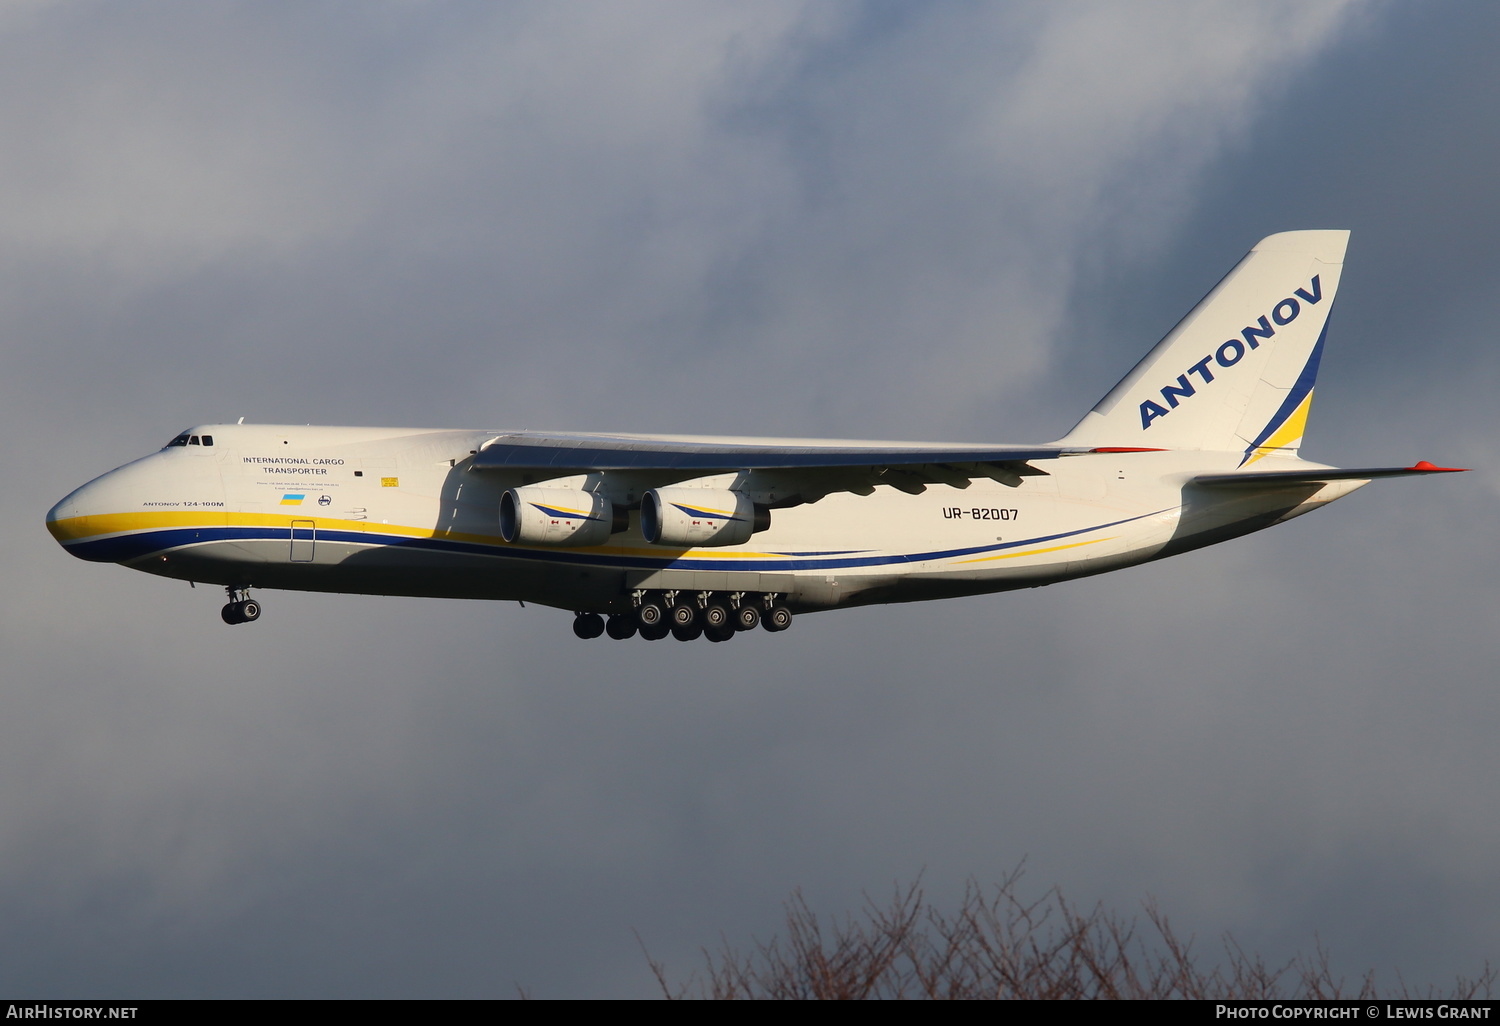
[290,520,316,562]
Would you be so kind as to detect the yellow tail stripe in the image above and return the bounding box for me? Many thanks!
[1243,390,1314,467]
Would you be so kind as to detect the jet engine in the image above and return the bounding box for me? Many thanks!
[641,488,769,547]
[499,487,623,546]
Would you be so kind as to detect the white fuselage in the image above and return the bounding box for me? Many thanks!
[46,423,1359,616]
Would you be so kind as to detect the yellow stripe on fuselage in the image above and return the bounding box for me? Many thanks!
[47,510,363,542]
[44,509,788,561]
[48,510,231,543]
[52,508,1097,567]
[952,537,1109,565]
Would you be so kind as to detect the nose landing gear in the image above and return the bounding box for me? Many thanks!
[221,587,261,625]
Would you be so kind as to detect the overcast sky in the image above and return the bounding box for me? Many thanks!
[3,0,1498,998]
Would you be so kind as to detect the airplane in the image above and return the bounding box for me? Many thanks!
[46,230,1465,642]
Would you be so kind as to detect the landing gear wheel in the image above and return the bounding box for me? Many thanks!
[733,605,760,632]
[221,587,259,625]
[762,605,793,632]
[605,614,638,640]
[639,622,671,641]
[701,604,730,630]
[671,622,703,642]
[705,624,735,643]
[669,604,696,629]
[572,612,605,639]
[637,600,666,629]
[221,599,260,624]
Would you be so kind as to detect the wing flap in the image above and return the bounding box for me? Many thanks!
[471,433,1076,473]
[470,433,1079,499]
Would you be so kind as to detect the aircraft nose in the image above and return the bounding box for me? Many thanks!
[47,475,114,561]
[45,494,73,534]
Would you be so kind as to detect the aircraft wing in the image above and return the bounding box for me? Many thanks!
[1191,461,1467,488]
[470,432,1086,498]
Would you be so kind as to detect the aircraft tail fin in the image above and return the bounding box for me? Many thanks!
[1059,230,1348,464]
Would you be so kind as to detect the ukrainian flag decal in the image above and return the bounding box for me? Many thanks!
[280,494,306,506]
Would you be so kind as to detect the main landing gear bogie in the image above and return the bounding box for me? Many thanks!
[762,604,793,633]
[571,591,793,642]
[571,612,605,639]
[221,587,262,625]
[671,621,703,642]
[605,613,638,640]
[733,604,760,632]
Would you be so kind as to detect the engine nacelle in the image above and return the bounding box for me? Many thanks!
[641,488,769,547]
[500,487,621,547]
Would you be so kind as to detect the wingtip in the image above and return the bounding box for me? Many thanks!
[1409,461,1468,473]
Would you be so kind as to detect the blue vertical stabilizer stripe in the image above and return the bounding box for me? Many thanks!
[1240,317,1329,465]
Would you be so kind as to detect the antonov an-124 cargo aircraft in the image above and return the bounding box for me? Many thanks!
[47,231,1464,642]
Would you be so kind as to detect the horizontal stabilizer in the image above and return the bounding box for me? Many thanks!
[1192,461,1467,488]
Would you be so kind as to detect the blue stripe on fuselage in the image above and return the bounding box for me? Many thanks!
[60,508,1170,572]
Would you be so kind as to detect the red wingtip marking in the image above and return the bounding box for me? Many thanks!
[1090,447,1167,453]
[1409,461,1468,473]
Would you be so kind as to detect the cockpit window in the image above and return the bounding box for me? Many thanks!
[164,432,214,449]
